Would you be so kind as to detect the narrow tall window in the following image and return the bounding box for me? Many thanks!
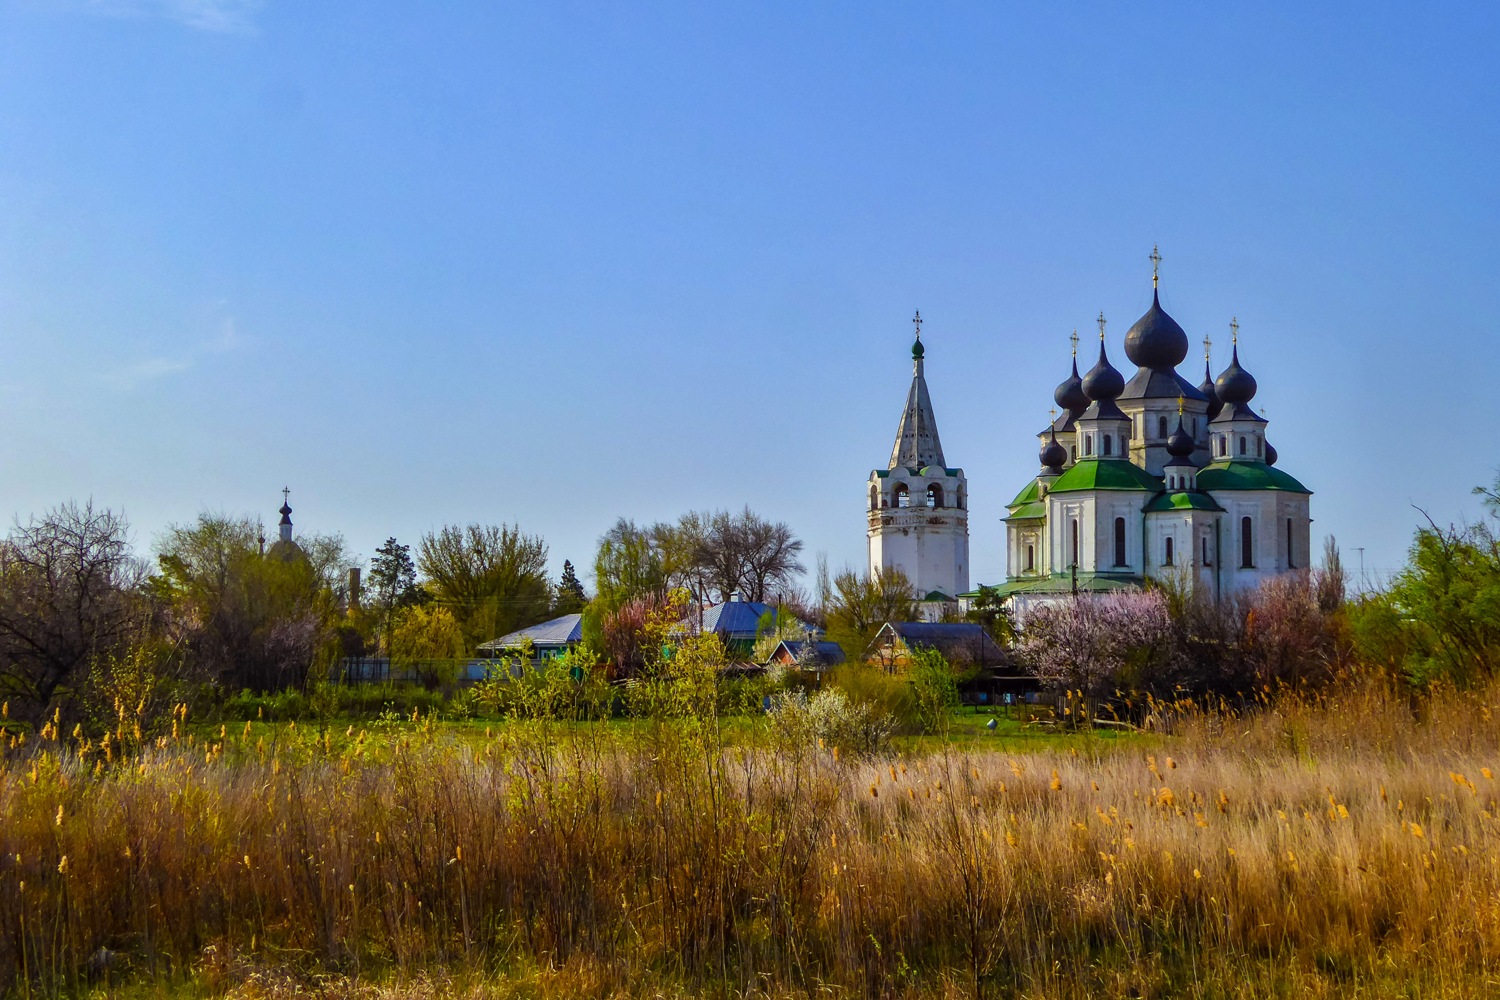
[1070,445,1077,462]
[1202,536,1211,566]
[894,484,910,508]
[1286,518,1294,568]
[1241,516,1254,568]
[1114,517,1127,567]
[926,484,943,508]
[1084,435,1093,457]
[1103,434,1112,456]
[1239,436,1246,455]
[1026,544,1035,572]
[1158,415,1168,439]
[869,485,878,510]
[1070,519,1079,567]
[1164,536,1175,566]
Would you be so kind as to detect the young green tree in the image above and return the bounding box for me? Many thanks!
[824,567,917,662]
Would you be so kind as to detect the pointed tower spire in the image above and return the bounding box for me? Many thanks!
[889,312,946,469]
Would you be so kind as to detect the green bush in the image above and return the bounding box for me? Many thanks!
[827,664,920,734]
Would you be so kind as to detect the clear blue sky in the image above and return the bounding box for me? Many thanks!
[1,1,1496,592]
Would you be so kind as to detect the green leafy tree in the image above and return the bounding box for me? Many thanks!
[369,537,428,611]
[418,523,551,653]
[964,584,1016,645]
[824,567,917,663]
[593,519,672,611]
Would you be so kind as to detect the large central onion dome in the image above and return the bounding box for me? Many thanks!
[1124,290,1190,369]
[1082,341,1124,401]
[1215,345,1258,405]
[1053,357,1088,414]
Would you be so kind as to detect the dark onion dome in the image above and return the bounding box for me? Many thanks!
[1265,440,1278,466]
[1198,358,1223,421]
[1124,289,1190,369]
[1081,341,1124,401]
[912,335,924,359]
[1166,415,1196,460]
[278,502,292,525]
[1040,428,1067,471]
[1053,358,1088,414]
[1215,345,1258,405]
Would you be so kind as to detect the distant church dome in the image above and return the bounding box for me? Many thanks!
[1039,428,1067,471]
[1124,290,1190,369]
[912,335,924,359]
[267,489,307,564]
[1053,358,1088,414]
[1198,357,1223,421]
[1081,341,1124,401]
[1166,414,1196,460]
[1215,344,1258,405]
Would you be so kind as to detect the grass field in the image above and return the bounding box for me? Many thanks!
[5,675,1500,998]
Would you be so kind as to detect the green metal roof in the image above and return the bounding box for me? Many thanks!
[921,590,953,602]
[1005,500,1047,521]
[1197,461,1311,494]
[1008,479,1040,508]
[1047,458,1162,494]
[991,571,1145,597]
[1144,491,1224,513]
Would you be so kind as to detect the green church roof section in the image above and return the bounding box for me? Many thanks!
[990,571,1145,597]
[1144,491,1225,513]
[1197,461,1311,494]
[921,590,953,602]
[1008,480,1040,508]
[1005,500,1047,521]
[1047,458,1162,494]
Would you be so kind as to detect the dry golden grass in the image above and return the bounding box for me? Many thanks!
[6,673,1500,998]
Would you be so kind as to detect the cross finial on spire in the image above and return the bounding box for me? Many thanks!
[1050,406,1057,423]
[1177,395,1185,416]
[1096,311,1107,340]
[1230,316,1239,345]
[282,486,290,504]
[912,310,922,340]
[1069,329,1079,357]
[1150,245,1162,288]
[1203,333,1212,361]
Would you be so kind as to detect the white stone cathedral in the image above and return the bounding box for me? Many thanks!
[866,313,970,614]
[996,253,1312,616]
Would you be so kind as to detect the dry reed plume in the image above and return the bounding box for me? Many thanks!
[4,674,1500,998]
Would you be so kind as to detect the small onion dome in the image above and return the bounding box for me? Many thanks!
[912,336,924,359]
[1265,441,1278,466]
[1081,340,1124,401]
[1215,345,1258,405]
[278,502,293,526]
[1198,358,1223,421]
[1040,428,1067,471]
[1166,415,1196,460]
[1124,289,1190,369]
[1053,358,1088,414]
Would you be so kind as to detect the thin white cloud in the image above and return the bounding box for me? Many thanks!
[103,357,193,389]
[72,0,264,33]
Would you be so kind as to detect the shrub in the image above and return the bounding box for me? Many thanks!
[768,688,894,758]
[826,663,919,733]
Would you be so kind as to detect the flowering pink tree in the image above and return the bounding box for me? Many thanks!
[1019,591,1180,696]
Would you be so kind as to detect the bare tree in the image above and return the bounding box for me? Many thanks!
[0,502,150,714]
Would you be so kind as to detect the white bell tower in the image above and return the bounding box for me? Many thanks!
[866,313,970,607]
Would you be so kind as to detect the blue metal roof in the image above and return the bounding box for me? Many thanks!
[480,613,583,652]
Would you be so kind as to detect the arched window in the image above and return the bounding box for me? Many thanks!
[957,487,965,510]
[869,485,878,510]
[1286,518,1294,568]
[1216,436,1226,457]
[1083,435,1093,457]
[1070,519,1079,567]
[1164,536,1175,566]
[1025,544,1035,572]
[1103,434,1113,456]
[1241,516,1254,568]
[1114,517,1127,567]
[1158,415,1168,439]
[1070,445,1077,462]
[1239,436,1247,456]
[926,484,943,508]
[894,484,910,508]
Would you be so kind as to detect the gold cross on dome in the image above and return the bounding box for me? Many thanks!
[1150,244,1162,288]
[1203,333,1212,361]
[282,486,290,504]
[1097,311,1107,340]
[1069,329,1079,357]
[1177,395,1185,416]
[1230,316,1239,345]
[912,310,922,339]
[1050,407,1057,422]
